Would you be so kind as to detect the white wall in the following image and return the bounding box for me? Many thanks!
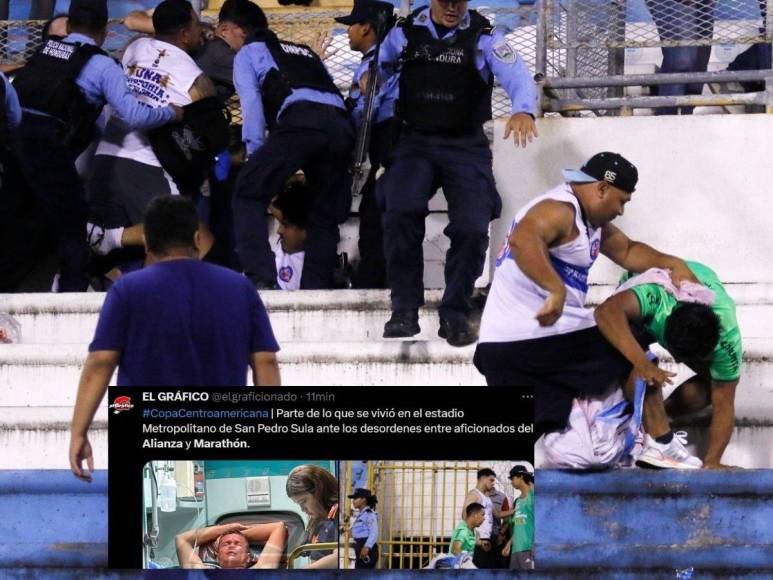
[492,114,773,285]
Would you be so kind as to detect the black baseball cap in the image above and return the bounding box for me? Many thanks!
[348,487,372,499]
[509,465,533,478]
[69,0,108,25]
[562,152,638,194]
[335,0,394,26]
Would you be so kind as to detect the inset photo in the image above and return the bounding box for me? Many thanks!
[141,461,339,569]
[338,460,534,571]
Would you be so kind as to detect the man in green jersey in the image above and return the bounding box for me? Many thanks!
[503,465,534,570]
[449,503,485,557]
[595,261,742,469]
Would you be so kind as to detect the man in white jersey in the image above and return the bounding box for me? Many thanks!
[475,152,697,437]
[461,468,514,569]
[86,0,214,257]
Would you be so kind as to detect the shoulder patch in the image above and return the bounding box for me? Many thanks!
[492,40,516,64]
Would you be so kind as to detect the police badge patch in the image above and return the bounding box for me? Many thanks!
[492,41,516,64]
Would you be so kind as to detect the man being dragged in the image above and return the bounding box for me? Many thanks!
[86,0,222,269]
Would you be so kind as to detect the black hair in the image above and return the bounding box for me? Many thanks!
[42,14,68,40]
[510,470,534,485]
[465,503,484,518]
[143,196,199,255]
[153,0,195,37]
[364,493,378,509]
[218,0,268,33]
[69,6,107,34]
[272,180,313,229]
[477,468,496,479]
[664,302,720,362]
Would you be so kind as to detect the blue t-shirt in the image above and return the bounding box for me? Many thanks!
[89,260,279,386]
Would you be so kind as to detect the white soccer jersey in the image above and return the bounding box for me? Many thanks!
[478,183,602,343]
[275,242,304,291]
[96,38,202,170]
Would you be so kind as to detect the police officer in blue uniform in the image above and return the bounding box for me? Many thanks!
[12,0,181,292]
[377,0,538,346]
[335,0,396,289]
[232,6,354,289]
[348,488,379,569]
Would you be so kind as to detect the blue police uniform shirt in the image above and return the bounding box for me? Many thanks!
[233,41,346,156]
[22,33,175,130]
[350,46,397,129]
[89,259,280,386]
[351,507,379,548]
[378,8,537,117]
[1,72,22,129]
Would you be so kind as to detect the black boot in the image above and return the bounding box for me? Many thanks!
[438,316,477,347]
[383,309,420,338]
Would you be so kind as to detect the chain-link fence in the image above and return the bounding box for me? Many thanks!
[0,6,521,124]
[540,0,773,113]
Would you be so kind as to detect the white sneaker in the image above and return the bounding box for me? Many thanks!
[636,431,702,470]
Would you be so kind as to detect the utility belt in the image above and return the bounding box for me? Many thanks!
[279,100,349,123]
[400,120,484,139]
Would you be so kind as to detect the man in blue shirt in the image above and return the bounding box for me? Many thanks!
[376,0,538,346]
[11,0,182,292]
[336,0,396,289]
[69,196,280,482]
[232,5,354,289]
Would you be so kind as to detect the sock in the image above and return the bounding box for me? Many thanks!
[87,223,124,256]
[655,431,674,445]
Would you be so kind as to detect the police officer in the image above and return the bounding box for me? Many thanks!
[232,6,354,289]
[377,0,538,346]
[12,0,181,292]
[348,488,379,569]
[335,0,396,289]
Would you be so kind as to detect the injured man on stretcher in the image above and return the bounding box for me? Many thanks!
[175,521,288,569]
[542,262,742,470]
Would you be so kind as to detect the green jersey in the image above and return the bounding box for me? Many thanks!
[510,489,534,553]
[622,261,742,382]
[449,521,477,554]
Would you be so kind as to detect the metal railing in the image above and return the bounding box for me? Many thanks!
[1,1,770,119]
[536,0,773,114]
[339,460,521,570]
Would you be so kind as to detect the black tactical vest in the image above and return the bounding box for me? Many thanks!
[398,9,493,132]
[246,29,341,128]
[147,96,231,195]
[12,38,106,151]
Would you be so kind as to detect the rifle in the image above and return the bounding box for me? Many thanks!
[350,9,391,197]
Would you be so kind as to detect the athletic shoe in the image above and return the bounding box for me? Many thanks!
[383,310,420,338]
[636,431,702,470]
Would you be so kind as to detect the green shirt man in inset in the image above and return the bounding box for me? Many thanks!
[595,260,741,469]
[449,502,485,556]
[504,464,534,570]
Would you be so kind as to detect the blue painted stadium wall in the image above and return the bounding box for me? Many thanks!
[3,469,772,574]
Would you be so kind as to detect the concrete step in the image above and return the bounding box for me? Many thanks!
[0,340,485,392]
[1,338,771,410]
[536,469,773,572]
[3,285,773,344]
